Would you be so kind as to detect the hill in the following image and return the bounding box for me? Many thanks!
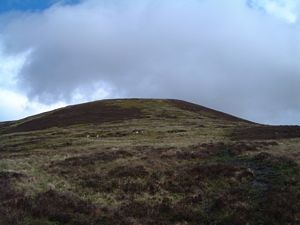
[0,99,300,225]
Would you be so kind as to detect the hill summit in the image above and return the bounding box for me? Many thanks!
[1,99,251,133]
[0,99,300,225]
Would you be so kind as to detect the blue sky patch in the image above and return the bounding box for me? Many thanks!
[0,0,80,13]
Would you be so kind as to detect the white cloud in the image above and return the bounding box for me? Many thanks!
[0,82,115,120]
[0,44,65,121]
[0,42,30,88]
[0,89,27,120]
[0,88,66,121]
[252,0,299,23]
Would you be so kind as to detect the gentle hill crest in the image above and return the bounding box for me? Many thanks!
[1,98,252,134]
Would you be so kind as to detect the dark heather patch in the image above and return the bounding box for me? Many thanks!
[5,100,143,133]
[0,174,101,225]
[29,190,97,223]
[0,171,26,205]
[242,152,300,225]
[108,165,149,178]
[232,125,300,140]
[161,141,277,160]
[0,171,29,225]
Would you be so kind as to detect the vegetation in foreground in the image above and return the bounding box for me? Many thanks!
[0,99,300,225]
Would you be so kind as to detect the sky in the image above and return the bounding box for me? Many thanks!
[0,0,299,124]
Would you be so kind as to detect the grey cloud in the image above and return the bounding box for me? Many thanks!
[1,0,300,124]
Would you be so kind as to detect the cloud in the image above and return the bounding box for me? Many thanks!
[0,44,66,120]
[0,0,300,124]
[250,0,299,23]
[0,42,29,88]
[0,88,66,121]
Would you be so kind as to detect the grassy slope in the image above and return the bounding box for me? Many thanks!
[0,99,300,225]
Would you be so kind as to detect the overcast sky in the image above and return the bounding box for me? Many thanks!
[0,0,299,124]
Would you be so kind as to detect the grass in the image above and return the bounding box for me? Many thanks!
[0,99,300,224]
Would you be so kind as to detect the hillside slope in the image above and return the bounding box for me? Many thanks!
[0,99,252,134]
[0,99,300,225]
